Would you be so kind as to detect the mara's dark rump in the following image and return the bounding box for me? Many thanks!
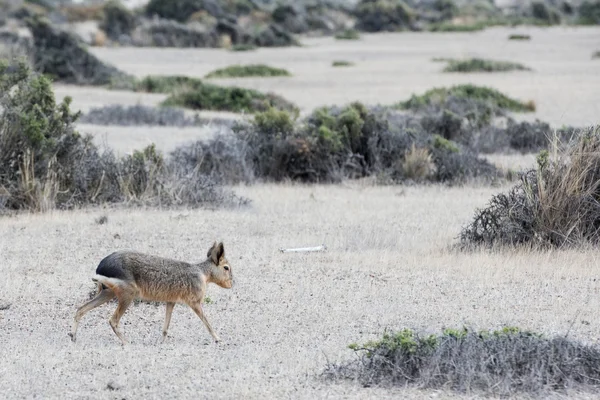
[96,252,129,280]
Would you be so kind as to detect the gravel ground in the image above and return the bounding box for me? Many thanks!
[2,184,600,399]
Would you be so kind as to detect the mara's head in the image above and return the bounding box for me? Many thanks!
[207,241,232,288]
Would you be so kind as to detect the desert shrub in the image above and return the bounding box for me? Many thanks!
[579,1,600,24]
[252,23,298,47]
[531,2,562,25]
[170,134,253,184]
[334,28,360,40]
[593,51,600,59]
[326,327,600,395]
[398,84,535,113]
[205,64,291,78]
[0,58,244,213]
[354,0,416,32]
[432,0,459,21]
[79,104,209,127]
[100,0,136,41]
[461,126,600,248]
[232,104,496,184]
[442,58,532,73]
[133,75,204,93]
[428,21,488,32]
[131,18,219,48]
[162,83,298,114]
[230,43,256,51]
[332,60,354,67]
[508,33,531,40]
[25,16,131,85]
[145,0,205,22]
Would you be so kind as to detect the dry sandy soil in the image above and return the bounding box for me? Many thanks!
[2,184,600,399]
[50,26,600,155]
[2,26,600,399]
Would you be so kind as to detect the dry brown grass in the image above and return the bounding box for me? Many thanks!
[2,184,600,398]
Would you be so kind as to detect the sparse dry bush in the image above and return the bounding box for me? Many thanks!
[0,58,244,213]
[79,104,211,127]
[131,18,219,48]
[461,126,600,248]
[326,327,600,396]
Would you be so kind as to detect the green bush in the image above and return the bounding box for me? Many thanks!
[432,0,459,21]
[100,0,135,40]
[334,29,361,40]
[531,1,562,25]
[328,327,600,395]
[428,21,488,31]
[593,50,600,59]
[397,84,536,113]
[230,43,257,52]
[578,1,600,24]
[161,83,298,114]
[253,108,295,136]
[442,58,532,73]
[508,33,531,40]
[205,64,291,79]
[145,0,204,22]
[355,0,415,32]
[332,60,354,67]
[133,75,203,93]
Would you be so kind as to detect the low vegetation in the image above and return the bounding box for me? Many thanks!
[429,22,488,32]
[204,64,291,79]
[461,126,600,248]
[184,102,497,184]
[397,84,536,113]
[113,75,298,114]
[0,59,244,214]
[230,44,257,52]
[508,33,531,40]
[442,58,532,73]
[593,51,600,59]
[334,29,361,40]
[332,60,354,67]
[161,84,297,114]
[79,105,208,127]
[326,327,600,395]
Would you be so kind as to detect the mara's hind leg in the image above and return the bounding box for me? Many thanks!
[188,302,221,343]
[109,290,134,346]
[70,287,115,342]
[162,302,175,343]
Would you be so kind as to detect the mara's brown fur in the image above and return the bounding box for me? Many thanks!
[69,242,232,345]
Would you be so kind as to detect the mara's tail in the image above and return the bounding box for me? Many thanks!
[93,252,131,291]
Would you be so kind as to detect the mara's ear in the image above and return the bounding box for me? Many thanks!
[215,242,225,263]
[207,241,218,262]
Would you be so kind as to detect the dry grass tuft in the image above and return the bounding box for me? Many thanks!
[461,126,600,248]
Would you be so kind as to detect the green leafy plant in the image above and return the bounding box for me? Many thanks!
[442,58,532,73]
[205,64,291,79]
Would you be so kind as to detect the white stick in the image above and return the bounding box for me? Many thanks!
[279,245,327,253]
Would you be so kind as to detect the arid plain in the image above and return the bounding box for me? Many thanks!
[2,27,600,399]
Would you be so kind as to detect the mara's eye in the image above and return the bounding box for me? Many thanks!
[224,266,230,271]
